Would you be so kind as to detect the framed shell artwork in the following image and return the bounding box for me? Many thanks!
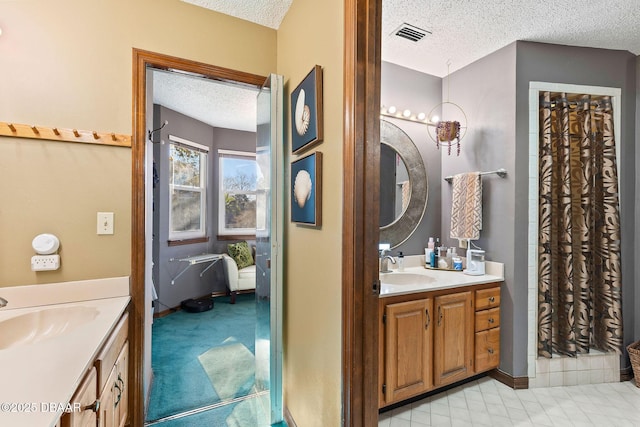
[290,65,323,154]
[290,151,322,226]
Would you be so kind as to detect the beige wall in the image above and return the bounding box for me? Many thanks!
[0,0,276,286]
[277,1,344,426]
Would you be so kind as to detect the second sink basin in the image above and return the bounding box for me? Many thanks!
[0,306,99,350]
[380,272,435,286]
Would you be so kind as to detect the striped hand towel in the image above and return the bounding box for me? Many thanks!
[450,172,482,240]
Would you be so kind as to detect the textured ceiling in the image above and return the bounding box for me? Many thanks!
[181,0,292,29]
[155,0,640,131]
[383,0,640,77]
[152,70,259,132]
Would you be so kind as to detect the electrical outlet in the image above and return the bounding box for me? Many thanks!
[97,212,114,235]
[459,239,468,249]
[31,254,60,271]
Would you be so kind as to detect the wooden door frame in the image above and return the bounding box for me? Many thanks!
[342,0,381,425]
[131,0,381,421]
[130,48,267,426]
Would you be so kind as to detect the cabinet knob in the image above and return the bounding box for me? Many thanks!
[488,348,494,355]
[82,400,100,413]
[488,318,495,324]
[488,296,495,303]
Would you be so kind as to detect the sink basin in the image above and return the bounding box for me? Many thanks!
[380,272,435,286]
[0,306,99,350]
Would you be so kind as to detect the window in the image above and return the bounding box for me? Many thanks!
[218,150,257,236]
[169,135,208,241]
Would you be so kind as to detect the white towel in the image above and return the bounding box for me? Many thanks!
[450,172,482,240]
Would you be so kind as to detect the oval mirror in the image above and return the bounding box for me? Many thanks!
[379,142,410,227]
[379,120,428,248]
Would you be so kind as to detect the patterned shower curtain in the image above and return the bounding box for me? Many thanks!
[538,92,623,358]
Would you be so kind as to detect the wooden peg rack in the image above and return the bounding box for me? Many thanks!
[0,121,131,148]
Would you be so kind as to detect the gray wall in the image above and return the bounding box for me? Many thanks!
[636,55,640,356]
[515,41,637,374]
[152,105,256,312]
[381,61,442,255]
[440,43,519,374]
[438,40,638,378]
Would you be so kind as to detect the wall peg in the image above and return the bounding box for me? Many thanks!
[31,126,39,135]
[8,123,16,132]
[92,131,100,140]
[73,129,80,137]
[53,127,61,136]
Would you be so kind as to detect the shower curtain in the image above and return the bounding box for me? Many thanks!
[538,92,623,358]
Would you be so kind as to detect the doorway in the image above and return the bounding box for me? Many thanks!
[131,49,284,426]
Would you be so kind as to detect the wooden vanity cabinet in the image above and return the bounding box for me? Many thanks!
[60,312,129,427]
[379,283,501,409]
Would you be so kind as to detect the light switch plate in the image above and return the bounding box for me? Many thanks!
[97,212,114,235]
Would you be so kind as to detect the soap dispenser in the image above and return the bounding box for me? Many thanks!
[397,252,405,272]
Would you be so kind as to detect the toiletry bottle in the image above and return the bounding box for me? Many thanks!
[425,237,434,267]
[430,246,438,268]
[438,247,448,269]
[398,252,405,272]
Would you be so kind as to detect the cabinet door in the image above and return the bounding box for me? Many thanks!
[434,291,473,387]
[98,342,129,427]
[384,298,433,404]
[115,342,129,427]
[475,327,500,372]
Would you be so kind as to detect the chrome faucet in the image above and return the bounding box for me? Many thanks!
[379,248,396,273]
[0,297,7,308]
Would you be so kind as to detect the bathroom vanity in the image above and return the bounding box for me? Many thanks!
[378,258,503,408]
[0,277,130,427]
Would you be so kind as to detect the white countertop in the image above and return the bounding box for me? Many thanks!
[0,277,130,427]
[379,256,504,297]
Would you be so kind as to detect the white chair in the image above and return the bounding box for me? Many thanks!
[221,254,256,304]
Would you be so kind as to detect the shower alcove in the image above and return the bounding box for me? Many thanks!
[527,82,622,388]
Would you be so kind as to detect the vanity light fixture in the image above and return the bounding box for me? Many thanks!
[380,105,432,125]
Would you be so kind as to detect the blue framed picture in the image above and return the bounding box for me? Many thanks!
[291,152,322,226]
[291,65,323,154]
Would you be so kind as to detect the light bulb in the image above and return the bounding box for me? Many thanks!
[431,115,440,123]
[403,109,411,118]
[387,106,397,114]
[417,112,426,121]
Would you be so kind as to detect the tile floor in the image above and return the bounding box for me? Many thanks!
[378,377,640,427]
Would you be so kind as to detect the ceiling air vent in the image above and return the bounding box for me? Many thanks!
[392,23,430,42]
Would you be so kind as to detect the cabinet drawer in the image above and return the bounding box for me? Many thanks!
[475,287,500,311]
[60,367,97,427]
[475,307,500,332]
[475,327,500,372]
[95,312,129,393]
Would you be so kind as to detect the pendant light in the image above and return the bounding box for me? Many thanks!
[427,61,467,156]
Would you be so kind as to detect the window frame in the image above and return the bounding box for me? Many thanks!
[168,135,209,242]
[217,149,258,237]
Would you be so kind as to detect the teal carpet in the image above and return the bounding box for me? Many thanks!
[147,294,256,422]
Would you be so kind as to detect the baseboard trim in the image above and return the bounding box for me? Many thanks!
[489,369,529,389]
[284,405,297,427]
[620,365,633,382]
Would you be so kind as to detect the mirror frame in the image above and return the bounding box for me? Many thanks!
[379,120,428,248]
